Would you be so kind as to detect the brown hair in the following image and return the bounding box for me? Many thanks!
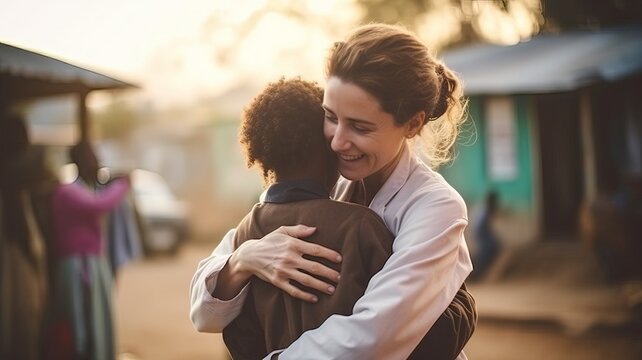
[239,77,325,185]
[326,23,466,167]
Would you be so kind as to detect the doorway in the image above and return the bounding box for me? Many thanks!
[536,93,584,239]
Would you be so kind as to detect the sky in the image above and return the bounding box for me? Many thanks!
[0,0,211,77]
[0,0,360,108]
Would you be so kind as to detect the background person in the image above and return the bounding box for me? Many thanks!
[470,191,501,281]
[0,113,54,360]
[48,140,130,360]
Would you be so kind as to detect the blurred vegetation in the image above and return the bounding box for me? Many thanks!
[358,0,642,37]
[357,0,543,47]
[93,100,142,140]
[541,0,642,30]
[202,0,545,56]
[358,0,440,26]
[254,0,642,50]
[357,0,642,48]
[93,0,642,139]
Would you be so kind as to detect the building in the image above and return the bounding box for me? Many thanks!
[441,26,642,248]
[0,41,135,150]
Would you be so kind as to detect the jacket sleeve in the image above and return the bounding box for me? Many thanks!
[58,179,129,215]
[189,228,250,333]
[358,214,393,277]
[271,197,472,360]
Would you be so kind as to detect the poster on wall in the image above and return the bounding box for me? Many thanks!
[485,96,518,181]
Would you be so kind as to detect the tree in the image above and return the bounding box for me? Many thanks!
[541,0,642,31]
[355,0,642,50]
[356,0,544,49]
[93,99,141,140]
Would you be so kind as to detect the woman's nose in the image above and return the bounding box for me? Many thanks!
[330,124,350,152]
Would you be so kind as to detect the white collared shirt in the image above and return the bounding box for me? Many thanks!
[189,145,472,359]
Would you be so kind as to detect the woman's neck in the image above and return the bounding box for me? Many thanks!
[359,144,406,205]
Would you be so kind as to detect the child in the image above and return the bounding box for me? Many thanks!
[222,78,394,359]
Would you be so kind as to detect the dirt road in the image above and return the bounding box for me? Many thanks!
[115,243,641,360]
[115,244,228,360]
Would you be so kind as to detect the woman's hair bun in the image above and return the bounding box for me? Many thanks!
[428,64,453,122]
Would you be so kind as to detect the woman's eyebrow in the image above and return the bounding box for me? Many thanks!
[348,117,375,127]
[322,104,373,125]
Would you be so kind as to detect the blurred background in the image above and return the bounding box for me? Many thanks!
[1,0,641,359]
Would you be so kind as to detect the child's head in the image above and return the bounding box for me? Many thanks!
[240,77,337,187]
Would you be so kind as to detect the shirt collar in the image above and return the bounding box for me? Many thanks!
[331,144,418,215]
[263,179,330,203]
[369,144,416,214]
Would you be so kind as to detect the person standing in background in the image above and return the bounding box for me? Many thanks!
[470,191,501,281]
[48,140,130,360]
[0,113,54,360]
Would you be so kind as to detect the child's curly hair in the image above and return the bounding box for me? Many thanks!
[239,77,325,185]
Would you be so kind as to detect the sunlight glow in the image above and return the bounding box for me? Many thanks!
[417,5,463,52]
[473,0,541,45]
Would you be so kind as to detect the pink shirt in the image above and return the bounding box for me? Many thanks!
[51,178,129,257]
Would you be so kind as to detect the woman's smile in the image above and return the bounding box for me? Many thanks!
[338,153,365,161]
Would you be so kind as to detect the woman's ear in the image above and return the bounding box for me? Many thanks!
[405,111,425,138]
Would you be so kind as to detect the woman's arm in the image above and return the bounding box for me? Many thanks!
[59,178,129,215]
[408,284,477,360]
[190,229,245,332]
[269,202,472,359]
[190,225,343,332]
[214,225,341,302]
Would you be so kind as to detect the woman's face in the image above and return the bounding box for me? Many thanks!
[322,76,413,183]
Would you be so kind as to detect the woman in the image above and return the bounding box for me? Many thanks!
[0,113,51,360]
[49,141,130,360]
[191,23,476,359]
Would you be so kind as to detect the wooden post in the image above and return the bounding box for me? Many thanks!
[579,88,597,204]
[78,90,89,142]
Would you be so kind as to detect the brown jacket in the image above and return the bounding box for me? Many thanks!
[223,196,393,359]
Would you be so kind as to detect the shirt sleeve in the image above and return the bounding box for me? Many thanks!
[189,228,250,333]
[275,197,472,359]
[59,179,130,215]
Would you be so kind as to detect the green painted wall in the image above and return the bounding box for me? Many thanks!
[439,97,487,203]
[439,95,535,215]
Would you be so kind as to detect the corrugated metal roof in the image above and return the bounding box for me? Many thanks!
[442,26,642,95]
[0,42,136,99]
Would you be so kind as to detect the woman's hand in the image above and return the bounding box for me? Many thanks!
[214,225,342,302]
